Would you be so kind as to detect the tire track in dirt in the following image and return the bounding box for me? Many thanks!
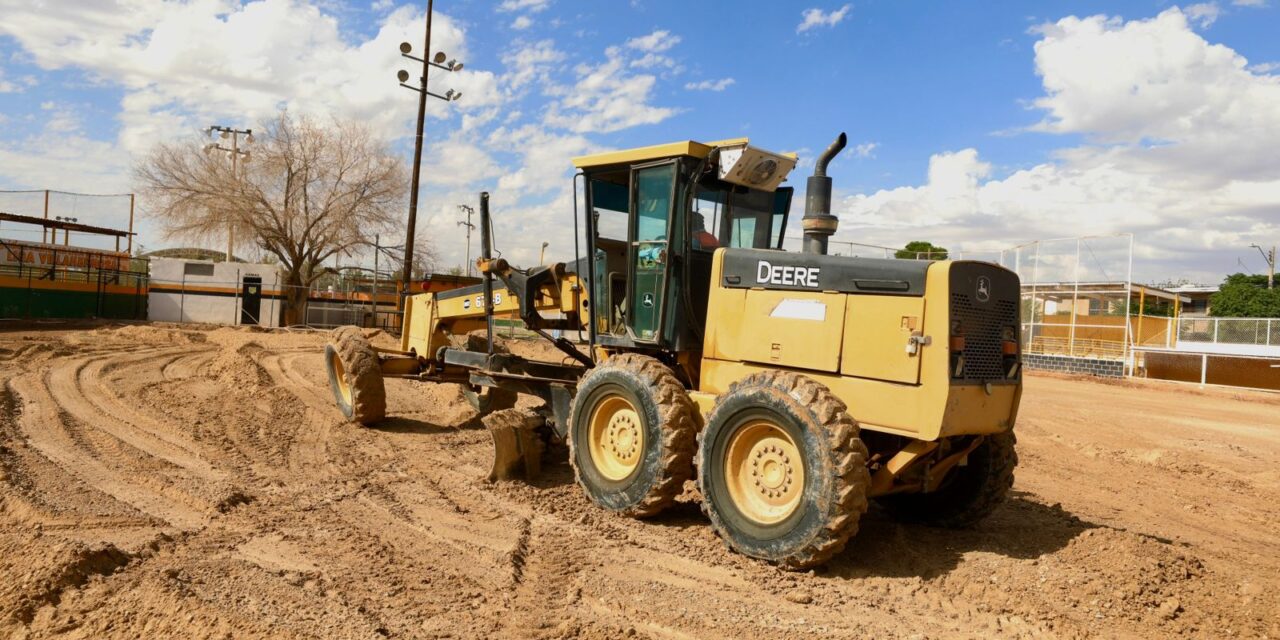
[158,350,214,380]
[11,372,210,531]
[70,349,227,483]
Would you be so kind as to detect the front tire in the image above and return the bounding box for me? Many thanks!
[875,431,1017,528]
[326,326,386,425]
[567,354,699,518]
[697,371,870,570]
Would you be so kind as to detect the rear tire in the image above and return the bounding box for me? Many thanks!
[326,326,386,425]
[875,431,1017,528]
[697,371,870,570]
[568,354,699,518]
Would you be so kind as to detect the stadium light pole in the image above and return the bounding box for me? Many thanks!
[204,125,254,262]
[397,0,464,301]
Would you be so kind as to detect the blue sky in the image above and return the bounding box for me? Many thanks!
[1,0,1278,283]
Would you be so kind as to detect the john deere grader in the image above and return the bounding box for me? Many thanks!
[324,134,1022,569]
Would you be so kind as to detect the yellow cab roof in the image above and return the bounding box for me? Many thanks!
[573,137,778,170]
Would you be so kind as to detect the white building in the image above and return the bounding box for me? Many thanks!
[148,257,284,327]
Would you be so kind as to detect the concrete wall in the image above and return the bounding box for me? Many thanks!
[148,258,283,327]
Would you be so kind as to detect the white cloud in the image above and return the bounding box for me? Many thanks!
[624,30,681,69]
[0,126,132,196]
[1249,61,1280,73]
[626,30,680,53]
[0,1,499,155]
[511,15,533,30]
[831,7,1280,283]
[1183,2,1221,27]
[40,101,83,134]
[0,65,19,93]
[501,39,566,91]
[418,137,504,188]
[1231,0,1266,6]
[797,4,851,34]
[684,77,735,91]
[851,141,877,158]
[544,44,679,134]
[497,0,551,13]
[370,0,395,12]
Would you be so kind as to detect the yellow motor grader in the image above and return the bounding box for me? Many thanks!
[324,134,1022,569]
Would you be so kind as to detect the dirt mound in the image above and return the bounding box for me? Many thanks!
[203,342,272,388]
[1,535,132,625]
[94,324,209,346]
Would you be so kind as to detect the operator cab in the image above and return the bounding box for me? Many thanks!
[573,139,796,353]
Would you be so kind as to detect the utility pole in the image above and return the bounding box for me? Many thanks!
[204,125,253,262]
[457,204,475,276]
[396,1,464,300]
[371,234,380,327]
[1252,244,1276,289]
[540,241,549,266]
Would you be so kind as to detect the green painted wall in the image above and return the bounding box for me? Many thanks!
[0,286,147,320]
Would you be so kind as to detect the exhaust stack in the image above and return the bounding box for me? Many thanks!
[802,132,847,255]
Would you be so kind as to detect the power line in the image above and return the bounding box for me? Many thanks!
[0,189,134,198]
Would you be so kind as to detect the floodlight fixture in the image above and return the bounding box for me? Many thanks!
[433,51,447,64]
[397,69,410,83]
[400,41,412,54]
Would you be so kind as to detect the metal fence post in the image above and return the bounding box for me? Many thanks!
[1213,318,1219,343]
[1200,353,1208,387]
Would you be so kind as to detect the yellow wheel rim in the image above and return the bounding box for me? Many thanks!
[331,350,353,406]
[587,394,644,482]
[724,420,804,525]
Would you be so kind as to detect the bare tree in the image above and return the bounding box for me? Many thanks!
[135,112,409,325]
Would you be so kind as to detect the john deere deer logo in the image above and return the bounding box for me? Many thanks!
[976,276,991,302]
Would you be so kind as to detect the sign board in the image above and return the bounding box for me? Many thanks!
[0,239,129,271]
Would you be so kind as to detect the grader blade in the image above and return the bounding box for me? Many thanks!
[483,408,545,481]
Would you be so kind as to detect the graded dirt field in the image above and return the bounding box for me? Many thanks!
[1,323,1278,639]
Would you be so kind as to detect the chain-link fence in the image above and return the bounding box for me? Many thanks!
[0,190,135,253]
[998,235,1135,365]
[1178,317,1280,348]
[275,280,400,332]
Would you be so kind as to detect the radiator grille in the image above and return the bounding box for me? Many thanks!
[951,293,1018,381]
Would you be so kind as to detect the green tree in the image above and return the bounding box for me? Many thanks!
[1209,273,1280,317]
[895,240,949,260]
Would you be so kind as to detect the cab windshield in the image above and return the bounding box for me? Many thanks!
[690,182,792,251]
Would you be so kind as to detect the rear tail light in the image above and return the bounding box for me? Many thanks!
[950,336,966,351]
[1002,340,1018,355]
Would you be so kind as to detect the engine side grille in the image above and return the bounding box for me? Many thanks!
[951,293,1018,382]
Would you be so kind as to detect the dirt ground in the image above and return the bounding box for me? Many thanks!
[1,322,1278,639]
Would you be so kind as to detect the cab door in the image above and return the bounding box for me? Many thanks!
[628,161,677,342]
